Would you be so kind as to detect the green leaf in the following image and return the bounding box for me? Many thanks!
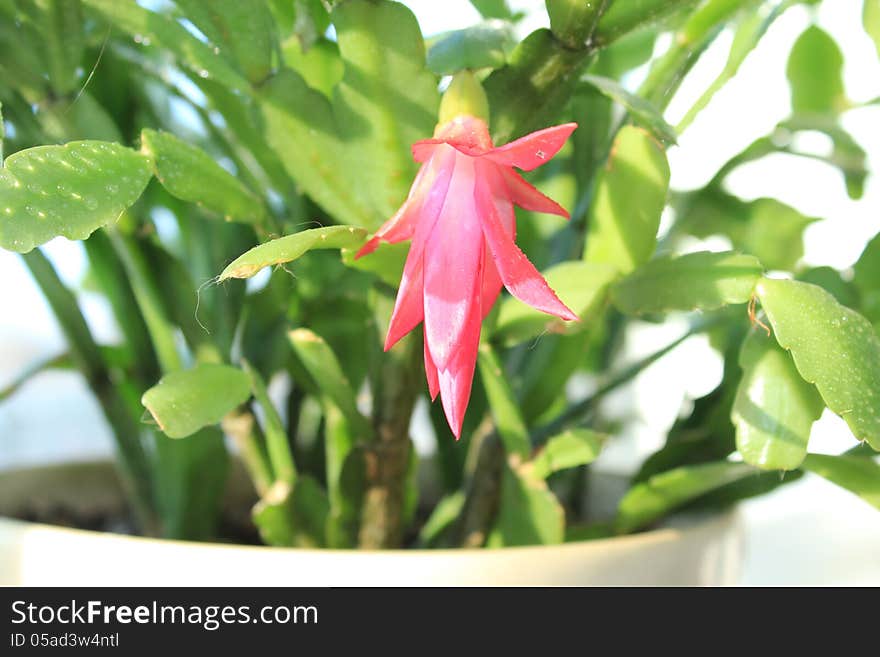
[483,28,589,143]
[594,0,701,46]
[487,464,565,546]
[242,360,296,486]
[546,0,607,48]
[853,232,880,325]
[756,278,880,449]
[787,25,847,115]
[584,126,670,274]
[140,129,264,225]
[252,476,331,547]
[288,328,373,439]
[173,0,276,83]
[340,240,407,287]
[426,21,515,75]
[866,0,880,59]
[493,261,617,345]
[82,0,250,93]
[477,344,531,459]
[799,266,860,309]
[219,226,368,281]
[281,37,344,98]
[616,461,756,533]
[470,0,515,20]
[610,251,763,315]
[732,330,824,470]
[142,364,251,439]
[37,0,85,95]
[802,453,880,509]
[258,1,439,229]
[741,198,817,271]
[531,428,605,479]
[581,74,677,145]
[0,141,153,253]
[418,491,466,547]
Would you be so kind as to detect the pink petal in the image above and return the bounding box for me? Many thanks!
[357,152,443,259]
[412,139,443,163]
[480,249,503,318]
[475,163,578,321]
[422,155,485,371]
[424,337,439,400]
[483,123,577,172]
[436,278,482,439]
[500,168,570,218]
[384,147,457,350]
[384,251,425,351]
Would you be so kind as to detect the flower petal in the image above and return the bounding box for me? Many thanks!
[412,139,443,163]
[385,250,425,351]
[476,163,578,321]
[424,336,440,400]
[500,168,570,218]
[384,147,457,350]
[423,155,485,370]
[483,122,577,172]
[437,278,482,439]
[357,149,449,258]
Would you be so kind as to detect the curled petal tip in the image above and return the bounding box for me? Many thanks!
[355,237,380,260]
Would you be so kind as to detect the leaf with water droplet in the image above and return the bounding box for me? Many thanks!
[732,329,824,471]
[0,141,152,253]
[141,129,265,224]
[756,277,880,450]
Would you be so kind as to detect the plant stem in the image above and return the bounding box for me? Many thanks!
[454,422,506,548]
[358,334,420,549]
[20,249,157,534]
[222,405,274,497]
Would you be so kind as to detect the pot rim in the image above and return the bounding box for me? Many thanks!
[0,458,742,557]
[0,511,740,557]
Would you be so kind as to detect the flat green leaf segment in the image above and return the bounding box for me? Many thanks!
[866,0,880,59]
[487,465,565,546]
[172,0,275,83]
[582,74,677,145]
[259,0,439,230]
[142,364,251,439]
[0,141,152,253]
[427,21,514,75]
[732,330,824,471]
[220,226,368,280]
[584,126,670,274]
[756,278,880,449]
[477,344,531,458]
[288,328,372,439]
[802,454,880,510]
[82,0,250,92]
[616,461,756,533]
[611,251,763,315]
[787,25,847,115]
[253,477,330,547]
[141,129,264,224]
[531,429,605,479]
[854,232,880,326]
[493,261,617,345]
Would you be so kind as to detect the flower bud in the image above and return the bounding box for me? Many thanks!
[438,71,490,125]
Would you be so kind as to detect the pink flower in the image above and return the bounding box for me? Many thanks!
[357,116,578,437]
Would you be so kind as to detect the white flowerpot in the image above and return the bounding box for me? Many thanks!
[0,461,743,586]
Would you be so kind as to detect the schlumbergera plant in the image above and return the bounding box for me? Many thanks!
[1,0,879,549]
